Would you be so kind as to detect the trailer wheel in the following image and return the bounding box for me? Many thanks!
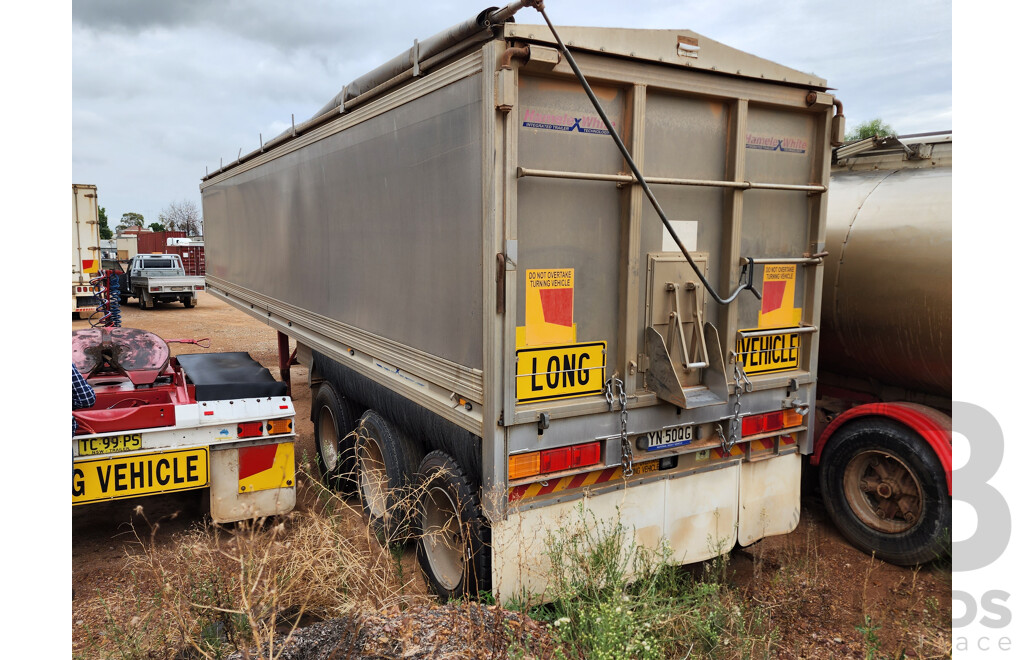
[415,450,491,600]
[312,383,358,493]
[355,410,423,544]
[819,417,950,566]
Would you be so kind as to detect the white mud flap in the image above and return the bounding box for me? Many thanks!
[492,463,740,603]
[210,442,296,523]
[737,452,801,546]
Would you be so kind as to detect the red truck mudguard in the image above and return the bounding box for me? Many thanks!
[812,402,952,495]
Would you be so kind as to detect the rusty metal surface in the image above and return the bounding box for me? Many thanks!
[72,328,170,385]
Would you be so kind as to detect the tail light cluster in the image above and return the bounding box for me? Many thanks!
[741,409,803,437]
[509,441,601,481]
[237,418,294,439]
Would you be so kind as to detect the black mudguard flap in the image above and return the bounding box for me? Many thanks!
[176,352,287,401]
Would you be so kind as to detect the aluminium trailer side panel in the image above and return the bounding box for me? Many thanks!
[203,69,486,370]
[201,52,495,449]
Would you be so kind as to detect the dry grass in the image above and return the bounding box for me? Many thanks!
[74,466,433,660]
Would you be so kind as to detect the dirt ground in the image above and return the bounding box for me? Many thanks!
[71,293,951,658]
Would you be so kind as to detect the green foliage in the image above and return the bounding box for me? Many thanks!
[98,206,113,240]
[120,212,144,227]
[856,615,883,660]
[846,118,896,141]
[537,505,778,659]
[148,222,167,232]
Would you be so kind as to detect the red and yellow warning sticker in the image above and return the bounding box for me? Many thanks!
[758,264,801,329]
[521,268,576,347]
[238,442,294,494]
[737,264,803,375]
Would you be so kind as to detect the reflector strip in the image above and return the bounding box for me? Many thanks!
[509,464,623,502]
[711,444,745,459]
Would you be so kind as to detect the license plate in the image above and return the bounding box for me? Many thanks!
[78,433,142,457]
[72,447,209,505]
[644,424,693,451]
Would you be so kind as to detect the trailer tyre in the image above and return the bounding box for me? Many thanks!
[312,383,359,493]
[819,417,950,566]
[415,450,491,601]
[355,410,423,544]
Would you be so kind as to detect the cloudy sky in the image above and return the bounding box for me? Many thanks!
[70,0,952,227]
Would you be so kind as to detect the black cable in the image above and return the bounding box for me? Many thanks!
[533,4,758,305]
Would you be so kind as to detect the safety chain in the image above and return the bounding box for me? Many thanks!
[718,356,753,454]
[604,377,633,477]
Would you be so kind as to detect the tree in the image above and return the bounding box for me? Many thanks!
[161,199,203,236]
[148,222,167,232]
[845,118,896,142]
[98,206,113,240]
[120,212,145,227]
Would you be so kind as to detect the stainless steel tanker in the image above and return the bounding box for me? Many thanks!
[813,133,952,565]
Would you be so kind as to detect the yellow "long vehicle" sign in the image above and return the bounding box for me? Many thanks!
[515,341,606,403]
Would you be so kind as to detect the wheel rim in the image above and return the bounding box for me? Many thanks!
[842,450,924,533]
[317,405,338,472]
[422,484,465,592]
[359,435,388,518]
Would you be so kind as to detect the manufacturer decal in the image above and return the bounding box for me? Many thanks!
[745,134,807,154]
[523,108,617,136]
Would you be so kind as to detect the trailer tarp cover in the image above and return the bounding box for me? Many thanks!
[177,352,286,401]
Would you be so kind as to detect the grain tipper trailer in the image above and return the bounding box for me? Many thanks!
[201,2,841,601]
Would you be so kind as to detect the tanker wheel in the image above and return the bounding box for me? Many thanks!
[312,383,358,494]
[415,450,490,600]
[819,417,950,566]
[355,410,423,544]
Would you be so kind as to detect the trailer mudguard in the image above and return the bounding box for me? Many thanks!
[811,402,952,495]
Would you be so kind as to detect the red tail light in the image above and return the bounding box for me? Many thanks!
[741,415,764,436]
[540,447,571,473]
[763,411,784,433]
[237,421,263,438]
[571,442,601,468]
[742,410,803,437]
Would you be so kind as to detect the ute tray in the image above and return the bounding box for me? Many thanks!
[177,352,286,401]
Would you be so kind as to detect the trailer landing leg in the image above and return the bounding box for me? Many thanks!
[277,331,298,396]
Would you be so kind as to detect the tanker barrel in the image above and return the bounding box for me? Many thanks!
[820,135,952,397]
